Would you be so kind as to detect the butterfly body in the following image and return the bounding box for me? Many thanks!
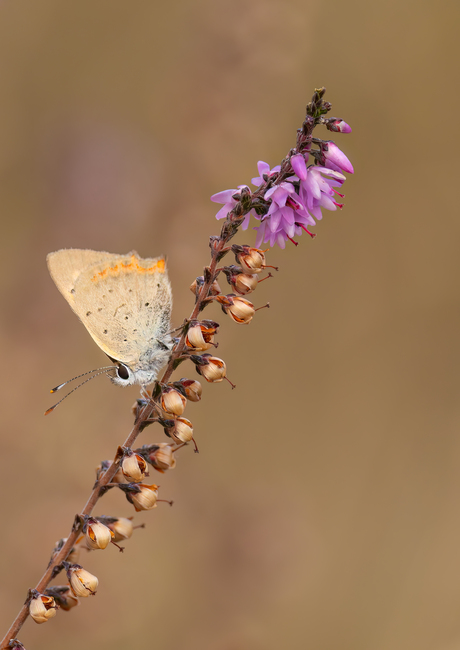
[47,249,173,386]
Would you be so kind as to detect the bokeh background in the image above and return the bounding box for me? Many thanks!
[1,1,459,649]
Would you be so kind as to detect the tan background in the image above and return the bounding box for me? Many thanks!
[1,0,459,649]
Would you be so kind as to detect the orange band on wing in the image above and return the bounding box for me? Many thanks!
[91,256,166,282]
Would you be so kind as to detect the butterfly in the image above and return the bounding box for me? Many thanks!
[47,249,173,400]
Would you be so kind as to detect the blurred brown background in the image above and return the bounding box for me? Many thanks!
[1,0,459,649]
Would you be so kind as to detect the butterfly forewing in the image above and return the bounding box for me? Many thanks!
[47,249,173,367]
[47,250,117,309]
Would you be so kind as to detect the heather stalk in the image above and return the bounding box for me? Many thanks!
[1,87,353,649]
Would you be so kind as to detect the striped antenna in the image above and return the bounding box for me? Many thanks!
[45,367,115,415]
[50,366,114,393]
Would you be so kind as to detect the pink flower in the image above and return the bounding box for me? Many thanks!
[251,161,281,187]
[290,154,308,181]
[327,119,352,134]
[297,166,346,221]
[322,142,354,174]
[254,181,314,249]
[211,185,254,230]
[210,138,353,249]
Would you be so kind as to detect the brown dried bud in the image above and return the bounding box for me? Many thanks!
[121,452,148,482]
[148,443,177,471]
[164,417,194,444]
[190,276,221,297]
[96,459,125,484]
[193,354,227,382]
[232,245,266,274]
[45,586,79,612]
[129,484,159,512]
[103,517,134,542]
[29,592,58,624]
[161,386,187,416]
[224,266,258,295]
[85,517,115,550]
[51,537,79,565]
[216,294,255,324]
[66,564,98,597]
[234,273,258,294]
[177,378,202,402]
[185,320,219,351]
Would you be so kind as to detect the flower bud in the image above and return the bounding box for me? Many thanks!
[190,276,221,297]
[234,274,258,295]
[164,417,194,444]
[85,517,114,550]
[223,266,258,295]
[51,537,79,565]
[216,294,255,324]
[231,245,266,274]
[96,459,125,484]
[129,484,159,512]
[185,320,219,351]
[322,141,354,174]
[66,564,98,597]
[161,386,187,416]
[29,592,57,624]
[45,586,79,612]
[326,118,352,133]
[148,443,177,471]
[192,354,227,382]
[290,153,308,180]
[121,452,148,482]
[105,517,134,542]
[177,378,202,402]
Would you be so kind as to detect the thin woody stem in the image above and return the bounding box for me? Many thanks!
[0,232,230,649]
[0,401,154,648]
[1,95,320,648]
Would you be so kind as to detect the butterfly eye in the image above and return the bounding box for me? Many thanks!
[117,364,130,380]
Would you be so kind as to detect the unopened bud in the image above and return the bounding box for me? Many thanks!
[186,320,219,351]
[128,484,159,512]
[96,459,125,484]
[121,452,148,482]
[96,515,135,542]
[161,386,187,416]
[216,294,255,324]
[322,141,354,174]
[176,378,202,402]
[148,443,177,471]
[51,537,79,565]
[108,517,134,542]
[45,586,79,612]
[326,118,352,133]
[164,417,194,444]
[29,592,57,624]
[85,517,114,550]
[192,354,227,382]
[190,276,221,297]
[231,245,266,274]
[66,564,98,597]
[223,266,258,295]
